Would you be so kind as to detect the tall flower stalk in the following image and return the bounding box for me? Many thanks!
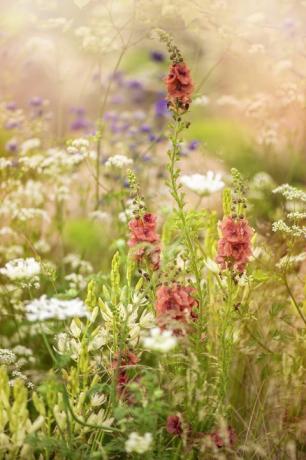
[159,31,206,331]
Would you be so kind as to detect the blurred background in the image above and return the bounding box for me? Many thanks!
[0,0,306,182]
[0,0,305,272]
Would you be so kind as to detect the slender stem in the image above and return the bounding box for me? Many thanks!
[167,110,205,327]
[284,275,306,326]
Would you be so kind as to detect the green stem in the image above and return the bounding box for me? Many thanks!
[284,275,306,326]
[167,110,205,328]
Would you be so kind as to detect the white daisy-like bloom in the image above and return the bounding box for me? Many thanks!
[26,295,89,321]
[180,171,225,195]
[0,258,41,280]
[143,328,177,353]
[105,154,133,168]
[125,432,153,454]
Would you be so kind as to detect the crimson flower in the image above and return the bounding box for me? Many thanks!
[165,63,194,105]
[156,283,198,332]
[216,217,252,272]
[166,415,182,436]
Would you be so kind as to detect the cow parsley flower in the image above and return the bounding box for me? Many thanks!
[105,154,133,168]
[143,328,177,352]
[20,138,41,154]
[0,349,17,365]
[0,258,41,280]
[273,184,306,202]
[180,171,224,195]
[26,295,89,321]
[125,432,152,454]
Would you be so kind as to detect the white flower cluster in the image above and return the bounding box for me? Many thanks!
[272,220,306,239]
[125,432,152,454]
[12,207,50,223]
[63,253,93,274]
[26,295,89,321]
[21,138,41,154]
[142,328,177,353]
[67,138,90,155]
[276,252,306,270]
[0,348,17,365]
[105,154,133,169]
[287,212,306,220]
[273,184,306,203]
[180,171,224,195]
[0,258,41,280]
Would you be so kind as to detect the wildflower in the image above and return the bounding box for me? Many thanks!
[180,172,224,195]
[5,138,18,153]
[150,50,165,62]
[272,220,306,239]
[273,184,306,203]
[210,426,236,448]
[105,154,133,168]
[112,351,139,400]
[128,213,159,246]
[166,415,182,435]
[0,258,41,280]
[216,217,253,272]
[165,62,194,105]
[0,349,17,365]
[25,295,89,321]
[143,327,177,352]
[156,284,198,330]
[125,432,153,454]
[128,213,160,270]
[20,138,41,154]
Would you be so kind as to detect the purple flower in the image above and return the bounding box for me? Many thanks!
[127,80,143,90]
[150,50,165,62]
[155,97,169,117]
[140,124,151,133]
[70,117,90,131]
[29,96,43,107]
[6,102,17,111]
[148,133,156,142]
[188,140,199,151]
[5,120,21,130]
[5,138,18,153]
[142,154,152,162]
[103,111,118,122]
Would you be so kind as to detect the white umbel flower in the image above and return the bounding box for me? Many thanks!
[125,432,152,454]
[21,138,41,154]
[143,328,177,353]
[26,295,89,321]
[180,171,224,195]
[0,258,41,280]
[105,154,133,168]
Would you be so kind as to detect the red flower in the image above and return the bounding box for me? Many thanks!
[210,426,236,448]
[165,63,194,105]
[128,213,159,247]
[112,351,139,401]
[216,217,252,272]
[128,213,160,270]
[156,283,198,331]
[166,415,182,436]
